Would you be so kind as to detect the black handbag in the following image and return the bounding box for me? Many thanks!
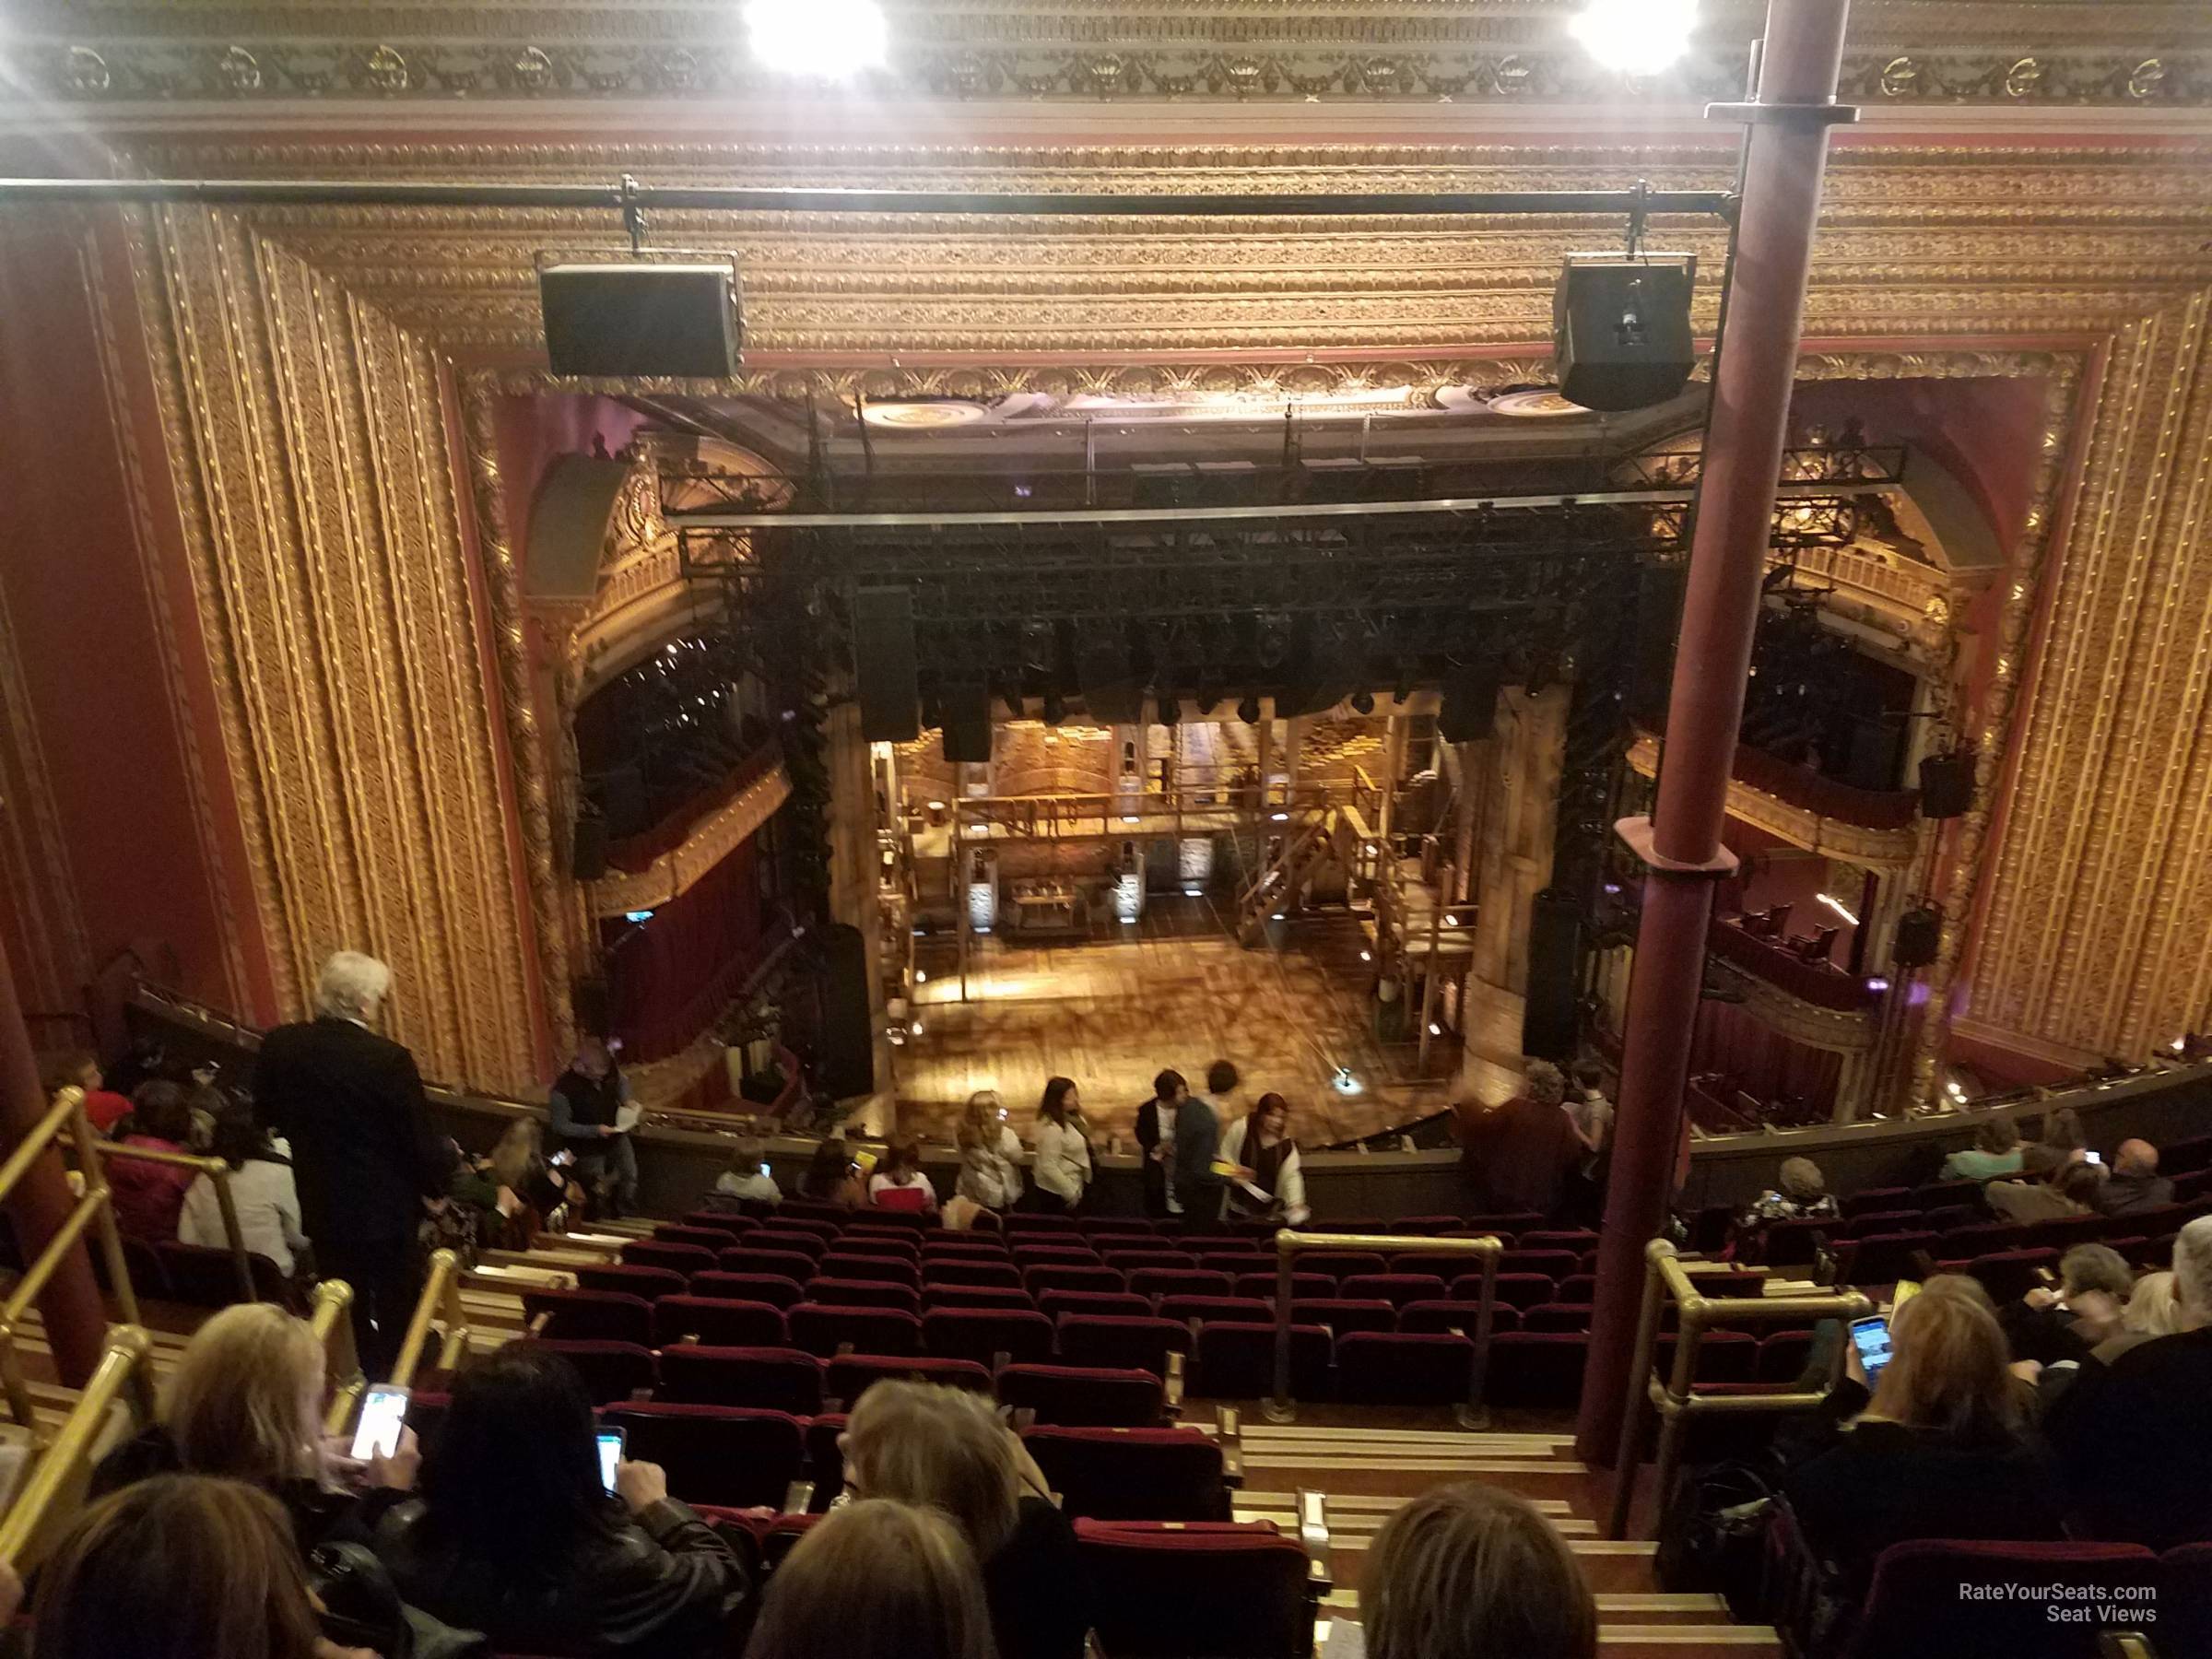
[1652,1461,1778,1619]
[308,1541,490,1659]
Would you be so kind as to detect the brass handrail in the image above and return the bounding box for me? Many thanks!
[0,1088,140,1430]
[0,1325,158,1572]
[91,1139,260,1306]
[1265,1229,1502,1428]
[1605,1238,1874,1540]
[312,1279,366,1436]
[390,1248,469,1391]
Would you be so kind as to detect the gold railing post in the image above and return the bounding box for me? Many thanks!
[1458,1235,1500,1430]
[1265,1229,1297,1424]
[0,1325,155,1572]
[312,1278,365,1435]
[66,1090,140,1329]
[390,1248,463,1391]
[92,1140,257,1304]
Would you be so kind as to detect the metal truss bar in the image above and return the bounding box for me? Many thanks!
[0,177,1733,219]
[670,479,1858,532]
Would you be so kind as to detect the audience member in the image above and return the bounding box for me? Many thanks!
[184,1080,229,1155]
[1359,1481,1596,1659]
[2021,1106,2088,1179]
[799,1136,865,1207]
[1939,1115,2023,1182]
[90,1303,414,1548]
[1782,1285,2065,1593]
[459,1115,576,1246]
[1220,1092,1311,1226]
[712,1136,782,1207]
[841,1379,1088,1659]
[178,1103,306,1278]
[104,1080,202,1241]
[1456,1060,1587,1220]
[369,1343,749,1656]
[1134,1067,1187,1218]
[1999,1243,2132,1369]
[1570,1060,1613,1168]
[547,1037,639,1219]
[253,949,456,1380]
[52,1050,133,1135]
[2092,1138,2173,1217]
[2044,1214,2212,1550]
[953,1090,1023,1213]
[868,1134,938,1212]
[1736,1157,1840,1230]
[29,1474,374,1659]
[1030,1077,1092,1214]
[1172,1060,1248,1219]
[741,1500,993,1659]
[1986,1159,2102,1224]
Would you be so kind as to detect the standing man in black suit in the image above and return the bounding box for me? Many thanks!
[253,949,455,1379]
[1134,1069,1188,1218]
[1174,1059,1253,1222]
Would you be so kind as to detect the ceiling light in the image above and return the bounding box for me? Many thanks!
[1568,0,1698,75]
[914,971,928,984]
[1270,811,1289,822]
[746,0,888,76]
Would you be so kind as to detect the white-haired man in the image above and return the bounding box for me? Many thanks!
[253,949,454,1378]
[2044,1213,2212,1549]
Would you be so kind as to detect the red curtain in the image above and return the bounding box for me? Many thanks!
[1689,998,1844,1122]
[601,839,766,1063]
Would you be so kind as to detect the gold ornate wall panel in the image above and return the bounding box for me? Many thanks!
[130,206,539,1087]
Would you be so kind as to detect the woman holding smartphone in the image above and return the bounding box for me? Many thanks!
[367,1343,750,1656]
[954,1091,1024,1213]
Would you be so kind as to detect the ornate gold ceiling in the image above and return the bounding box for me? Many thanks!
[11,2,2206,110]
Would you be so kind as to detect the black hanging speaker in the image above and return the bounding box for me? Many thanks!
[1893,905,1942,969]
[1918,752,1973,819]
[852,586,921,743]
[1552,253,1698,413]
[539,262,741,378]
[1440,664,1503,744]
[941,678,992,764]
[816,924,876,1098]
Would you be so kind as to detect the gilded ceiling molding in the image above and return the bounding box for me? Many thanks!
[459,371,577,1062]
[586,763,795,919]
[126,202,542,1088]
[12,2,2204,108]
[1624,733,1921,871]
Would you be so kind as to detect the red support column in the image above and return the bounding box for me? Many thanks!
[1575,0,1853,1466]
[0,933,106,1387]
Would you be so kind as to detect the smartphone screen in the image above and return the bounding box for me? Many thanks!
[596,1429,625,1494]
[350,1384,409,1461]
[1850,1315,1894,1384]
[2083,1151,2103,1166]
[760,1163,771,1179]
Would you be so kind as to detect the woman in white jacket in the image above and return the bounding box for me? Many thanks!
[1219,1092,1310,1227]
[1029,1077,1092,1214]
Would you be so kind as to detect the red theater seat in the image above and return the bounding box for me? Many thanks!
[1025,1426,1230,1521]
[1037,1289,1155,1323]
[1398,1300,1518,1336]
[1286,1299,1395,1337]
[1194,1322,1332,1400]
[655,1343,824,1416]
[1520,1302,1594,1333]
[653,1224,735,1253]
[1077,1521,1315,1659]
[924,1285,1037,1312]
[788,1302,922,1358]
[922,1259,1024,1289]
[1158,1295,1275,1327]
[677,1210,756,1239]
[997,1363,1166,1427]
[653,1295,788,1349]
[1336,1332,1473,1406]
[806,1277,922,1315]
[1465,1272,1559,1310]
[1293,1251,1388,1283]
[1055,1315,1194,1376]
[522,1288,655,1347]
[717,1246,818,1282]
[1128,1268,1235,1302]
[1234,1271,1336,1303]
[620,1240,718,1277]
[574,1263,688,1302]
[689,1270,806,1310]
[818,1253,920,1289]
[825,1352,993,1406]
[1483,1332,1590,1409]
[534,1339,654,1405]
[1337,1273,1449,1310]
[1844,1539,2158,1659]
[601,1403,803,1509]
[1024,1265,1125,1296]
[923,1306,1056,1367]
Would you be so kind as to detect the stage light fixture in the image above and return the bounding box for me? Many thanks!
[915,971,928,984]
[1865,976,1890,994]
[745,0,888,76]
[1349,689,1375,714]
[1569,0,1698,74]
[1238,694,1262,724]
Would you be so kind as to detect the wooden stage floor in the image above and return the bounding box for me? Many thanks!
[895,897,1458,1142]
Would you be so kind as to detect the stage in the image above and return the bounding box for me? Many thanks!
[894,895,1458,1143]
